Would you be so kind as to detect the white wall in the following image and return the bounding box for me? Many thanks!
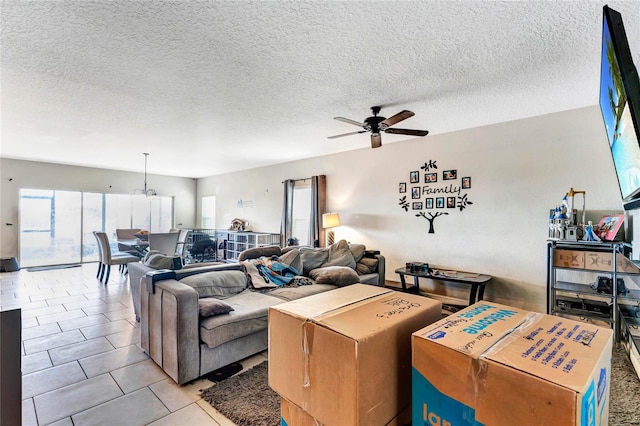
[0,159,197,258]
[198,106,625,312]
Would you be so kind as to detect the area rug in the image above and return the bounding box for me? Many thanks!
[202,350,639,425]
[200,361,280,426]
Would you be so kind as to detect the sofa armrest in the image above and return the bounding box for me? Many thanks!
[375,254,386,287]
[140,276,200,385]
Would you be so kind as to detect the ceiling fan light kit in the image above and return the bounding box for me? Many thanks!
[328,106,429,148]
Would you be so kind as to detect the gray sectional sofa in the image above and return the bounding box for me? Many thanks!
[137,241,385,384]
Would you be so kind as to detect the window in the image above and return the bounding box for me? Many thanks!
[291,181,311,246]
[202,195,216,228]
[19,189,173,267]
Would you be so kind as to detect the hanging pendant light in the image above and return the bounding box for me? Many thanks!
[134,153,157,196]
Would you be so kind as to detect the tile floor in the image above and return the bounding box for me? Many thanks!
[1,264,262,426]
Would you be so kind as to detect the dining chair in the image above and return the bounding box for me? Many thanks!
[148,232,180,256]
[94,231,140,283]
[174,229,190,259]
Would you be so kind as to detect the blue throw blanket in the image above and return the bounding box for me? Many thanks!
[241,256,301,288]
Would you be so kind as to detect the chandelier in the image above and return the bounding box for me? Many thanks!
[134,153,157,196]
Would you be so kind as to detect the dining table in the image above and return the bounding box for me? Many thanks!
[117,239,150,257]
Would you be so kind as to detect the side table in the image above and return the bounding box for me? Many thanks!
[394,267,492,306]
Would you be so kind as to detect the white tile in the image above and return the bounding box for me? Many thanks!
[22,351,53,374]
[104,307,136,321]
[147,403,220,426]
[110,359,168,393]
[47,417,74,426]
[21,322,61,341]
[57,313,110,332]
[21,304,66,319]
[37,309,87,325]
[149,378,202,412]
[23,329,85,354]
[49,337,115,366]
[21,317,39,328]
[80,318,134,339]
[62,298,107,310]
[33,373,123,425]
[196,400,236,426]
[22,361,86,399]
[22,398,37,426]
[82,301,129,316]
[79,344,149,378]
[46,294,90,306]
[105,327,140,348]
[70,387,169,426]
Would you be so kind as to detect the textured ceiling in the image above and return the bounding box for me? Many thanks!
[1,1,639,178]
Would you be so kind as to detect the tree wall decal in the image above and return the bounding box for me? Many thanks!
[416,211,449,233]
[398,158,473,234]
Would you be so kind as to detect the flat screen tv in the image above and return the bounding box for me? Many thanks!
[599,5,640,208]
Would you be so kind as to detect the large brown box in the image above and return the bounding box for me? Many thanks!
[269,284,441,426]
[412,301,613,426]
[553,249,585,268]
[280,396,412,426]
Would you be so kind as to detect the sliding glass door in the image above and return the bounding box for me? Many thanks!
[19,189,173,267]
[19,189,82,267]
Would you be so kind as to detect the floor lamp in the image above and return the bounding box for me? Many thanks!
[322,212,341,246]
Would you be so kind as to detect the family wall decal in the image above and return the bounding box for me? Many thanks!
[398,158,474,233]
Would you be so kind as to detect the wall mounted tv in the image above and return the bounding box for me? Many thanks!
[599,5,640,209]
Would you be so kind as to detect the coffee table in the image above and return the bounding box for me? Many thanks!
[394,266,492,307]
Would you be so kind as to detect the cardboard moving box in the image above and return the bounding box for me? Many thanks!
[280,396,412,426]
[412,302,613,426]
[269,284,442,426]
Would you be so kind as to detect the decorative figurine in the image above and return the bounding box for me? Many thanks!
[583,220,601,242]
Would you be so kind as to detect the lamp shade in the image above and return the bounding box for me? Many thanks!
[322,212,341,229]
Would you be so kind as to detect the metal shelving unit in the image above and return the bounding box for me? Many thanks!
[547,239,640,373]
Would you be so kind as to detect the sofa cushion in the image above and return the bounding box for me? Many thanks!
[348,243,366,263]
[299,247,329,275]
[278,248,303,275]
[179,270,247,299]
[322,240,356,270]
[198,298,234,317]
[199,289,283,349]
[308,266,361,287]
[356,257,379,275]
[267,283,338,302]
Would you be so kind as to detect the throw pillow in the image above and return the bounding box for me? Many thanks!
[308,266,361,287]
[299,246,329,275]
[198,298,234,317]
[322,239,356,270]
[278,248,303,275]
[348,243,366,263]
[356,257,379,275]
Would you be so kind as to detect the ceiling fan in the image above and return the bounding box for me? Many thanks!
[328,106,429,148]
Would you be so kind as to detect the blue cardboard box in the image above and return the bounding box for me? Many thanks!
[412,302,613,426]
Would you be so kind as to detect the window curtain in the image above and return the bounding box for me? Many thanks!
[280,179,295,245]
[280,175,326,247]
[310,175,326,247]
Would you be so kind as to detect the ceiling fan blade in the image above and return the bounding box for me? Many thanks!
[334,117,365,127]
[380,110,414,127]
[327,130,367,139]
[371,133,382,148]
[384,128,429,137]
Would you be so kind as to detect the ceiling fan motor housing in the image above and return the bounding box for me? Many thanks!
[364,115,386,133]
